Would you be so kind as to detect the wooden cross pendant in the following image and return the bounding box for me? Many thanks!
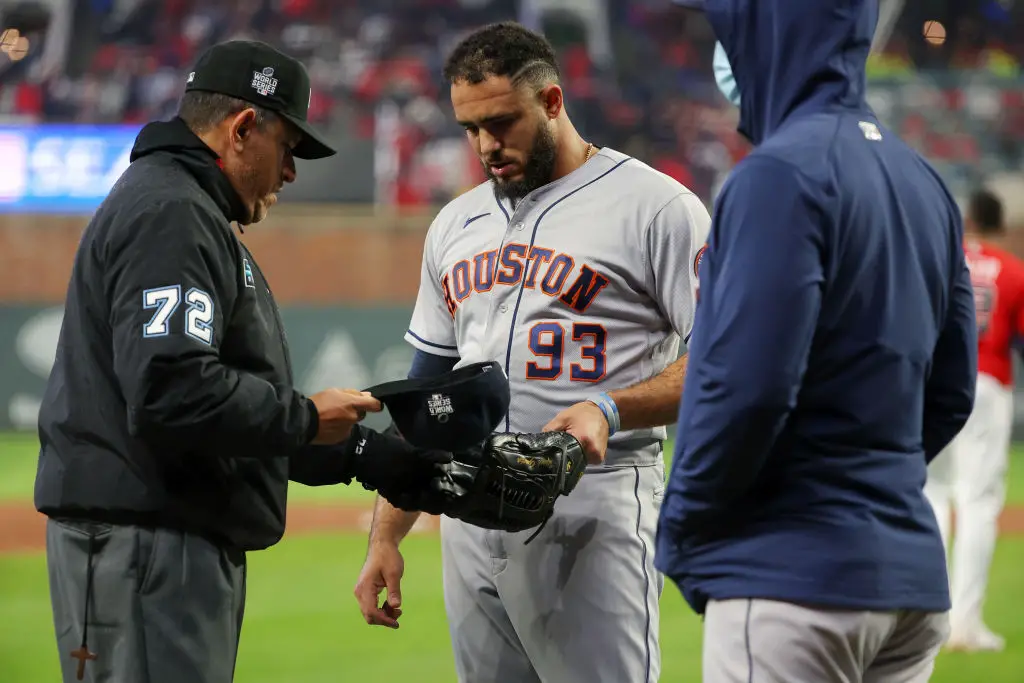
[70,645,97,681]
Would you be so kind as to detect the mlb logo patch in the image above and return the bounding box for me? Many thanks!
[251,67,278,96]
[242,258,256,289]
[858,121,882,141]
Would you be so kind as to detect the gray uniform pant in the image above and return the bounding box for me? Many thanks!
[703,598,950,683]
[45,517,247,683]
[441,463,665,683]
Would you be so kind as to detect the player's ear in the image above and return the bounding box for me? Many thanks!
[538,84,563,120]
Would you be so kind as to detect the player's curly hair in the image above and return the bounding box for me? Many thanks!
[443,21,560,91]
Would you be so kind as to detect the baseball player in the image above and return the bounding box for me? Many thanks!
[353,21,711,683]
[924,188,1021,652]
[657,2,976,682]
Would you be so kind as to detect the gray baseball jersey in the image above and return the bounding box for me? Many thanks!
[404,147,711,683]
[406,147,710,467]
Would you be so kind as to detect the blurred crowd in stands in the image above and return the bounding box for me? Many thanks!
[0,0,1022,207]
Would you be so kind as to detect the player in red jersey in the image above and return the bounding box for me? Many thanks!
[925,188,1024,652]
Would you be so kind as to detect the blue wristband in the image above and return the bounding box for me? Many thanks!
[588,392,620,436]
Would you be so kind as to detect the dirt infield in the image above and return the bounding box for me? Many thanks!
[2,503,1023,555]
[0,502,441,554]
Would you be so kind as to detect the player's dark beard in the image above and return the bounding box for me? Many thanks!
[486,124,558,203]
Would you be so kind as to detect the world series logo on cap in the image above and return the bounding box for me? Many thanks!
[427,393,454,423]
[252,66,277,96]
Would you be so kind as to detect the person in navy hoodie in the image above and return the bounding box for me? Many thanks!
[656,1,978,681]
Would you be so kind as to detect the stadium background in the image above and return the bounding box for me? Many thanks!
[1,0,1024,680]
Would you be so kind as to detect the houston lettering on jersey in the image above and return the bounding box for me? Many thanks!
[439,242,610,318]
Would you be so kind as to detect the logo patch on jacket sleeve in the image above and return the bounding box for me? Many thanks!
[242,259,256,289]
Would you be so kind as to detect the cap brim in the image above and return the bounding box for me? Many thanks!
[364,361,507,400]
[284,114,336,159]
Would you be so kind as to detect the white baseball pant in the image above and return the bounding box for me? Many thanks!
[923,371,1012,634]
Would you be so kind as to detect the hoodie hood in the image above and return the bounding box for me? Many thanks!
[130,117,250,224]
[705,0,878,144]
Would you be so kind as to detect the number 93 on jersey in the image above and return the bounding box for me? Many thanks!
[525,321,606,382]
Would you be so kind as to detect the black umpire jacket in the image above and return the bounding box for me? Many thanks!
[34,117,349,551]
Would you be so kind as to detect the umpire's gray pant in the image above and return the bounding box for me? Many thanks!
[45,517,246,683]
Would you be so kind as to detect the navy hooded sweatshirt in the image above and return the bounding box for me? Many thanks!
[654,0,977,616]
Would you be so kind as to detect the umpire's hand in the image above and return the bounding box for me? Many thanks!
[309,389,383,444]
[343,425,454,512]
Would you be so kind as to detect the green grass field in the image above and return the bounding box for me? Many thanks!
[3,431,1024,681]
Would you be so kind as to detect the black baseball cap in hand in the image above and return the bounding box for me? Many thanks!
[364,361,511,453]
[185,39,335,159]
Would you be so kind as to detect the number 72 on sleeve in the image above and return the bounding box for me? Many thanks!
[526,321,606,382]
[142,285,216,345]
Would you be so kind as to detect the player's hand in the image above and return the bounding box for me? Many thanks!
[542,401,609,465]
[309,389,382,445]
[353,541,405,629]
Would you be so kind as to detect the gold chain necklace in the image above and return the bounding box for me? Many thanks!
[584,142,595,162]
[508,141,596,211]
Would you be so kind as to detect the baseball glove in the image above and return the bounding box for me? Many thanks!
[433,431,587,543]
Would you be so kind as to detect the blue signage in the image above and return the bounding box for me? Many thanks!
[0,124,142,213]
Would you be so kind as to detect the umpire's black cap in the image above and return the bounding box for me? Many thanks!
[364,361,511,452]
[184,39,335,160]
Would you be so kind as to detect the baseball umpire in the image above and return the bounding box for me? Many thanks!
[34,40,452,683]
[657,1,976,682]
